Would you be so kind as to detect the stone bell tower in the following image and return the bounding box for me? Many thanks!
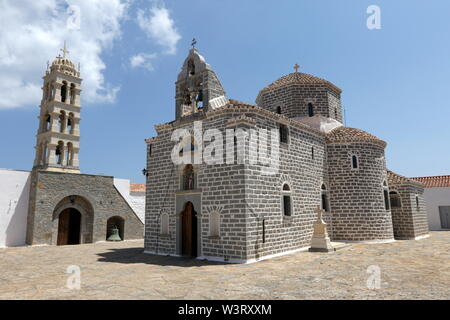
[33,43,82,173]
[175,42,227,120]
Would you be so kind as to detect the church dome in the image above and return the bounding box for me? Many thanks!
[326,126,386,147]
[50,56,79,77]
[259,72,342,95]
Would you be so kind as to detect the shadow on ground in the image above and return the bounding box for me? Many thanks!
[96,247,229,267]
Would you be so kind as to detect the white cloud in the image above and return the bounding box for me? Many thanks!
[0,0,128,109]
[136,6,181,55]
[130,53,158,71]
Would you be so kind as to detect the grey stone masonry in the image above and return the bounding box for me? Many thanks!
[26,170,144,245]
[388,178,429,240]
[326,142,395,242]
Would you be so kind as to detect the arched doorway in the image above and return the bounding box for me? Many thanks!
[57,208,82,245]
[106,216,125,241]
[181,202,197,257]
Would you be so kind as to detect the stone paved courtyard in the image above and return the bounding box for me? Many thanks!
[0,231,448,300]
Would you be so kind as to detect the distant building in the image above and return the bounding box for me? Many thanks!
[0,46,144,248]
[412,175,450,230]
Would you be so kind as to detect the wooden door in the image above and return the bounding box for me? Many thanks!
[182,203,193,256]
[57,209,70,245]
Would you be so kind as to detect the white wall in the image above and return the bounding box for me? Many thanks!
[0,169,30,247]
[113,178,145,223]
[423,187,450,230]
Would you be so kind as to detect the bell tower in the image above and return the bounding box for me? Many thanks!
[33,43,82,173]
[175,44,227,120]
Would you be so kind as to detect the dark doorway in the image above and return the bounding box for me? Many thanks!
[57,208,81,245]
[181,202,198,257]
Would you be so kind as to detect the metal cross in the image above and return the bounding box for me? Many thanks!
[293,63,300,72]
[191,38,197,49]
[60,41,70,58]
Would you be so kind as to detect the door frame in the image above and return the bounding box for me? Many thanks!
[175,192,202,257]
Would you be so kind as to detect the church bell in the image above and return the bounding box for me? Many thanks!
[107,226,122,241]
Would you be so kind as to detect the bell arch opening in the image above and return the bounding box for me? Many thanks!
[106,216,125,241]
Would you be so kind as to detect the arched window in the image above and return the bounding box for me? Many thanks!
[389,191,402,208]
[282,183,292,217]
[383,181,390,210]
[276,106,282,114]
[67,113,74,134]
[187,59,195,76]
[49,82,55,101]
[44,113,51,131]
[308,103,314,117]
[179,136,196,155]
[321,184,330,212]
[209,211,220,237]
[66,142,73,166]
[56,141,64,165]
[70,83,76,104]
[61,81,68,103]
[352,155,359,169]
[160,213,169,235]
[182,164,195,190]
[279,124,289,144]
[59,111,66,133]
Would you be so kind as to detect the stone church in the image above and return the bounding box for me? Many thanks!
[24,47,144,246]
[144,48,429,263]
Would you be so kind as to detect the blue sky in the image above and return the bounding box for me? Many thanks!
[1,0,449,183]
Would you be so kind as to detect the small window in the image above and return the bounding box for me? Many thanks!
[389,191,402,208]
[415,195,420,210]
[279,124,289,144]
[283,195,292,216]
[311,146,315,160]
[383,181,390,210]
[282,183,293,217]
[352,155,359,169]
[160,213,169,235]
[308,103,314,117]
[276,106,282,114]
[56,141,64,165]
[209,212,220,237]
[321,184,330,212]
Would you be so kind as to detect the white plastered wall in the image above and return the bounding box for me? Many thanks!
[0,169,30,247]
[423,187,450,230]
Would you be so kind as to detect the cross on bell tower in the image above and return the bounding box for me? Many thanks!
[33,43,83,173]
[293,63,300,73]
[60,41,70,58]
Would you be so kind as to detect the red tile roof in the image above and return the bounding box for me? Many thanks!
[411,175,450,188]
[326,126,387,147]
[259,72,342,94]
[388,170,423,187]
[130,183,146,192]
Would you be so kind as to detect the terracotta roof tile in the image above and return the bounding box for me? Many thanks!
[411,175,450,188]
[326,126,386,147]
[259,72,342,94]
[130,183,146,192]
[388,170,423,187]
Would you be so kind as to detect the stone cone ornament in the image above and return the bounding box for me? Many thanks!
[309,206,334,252]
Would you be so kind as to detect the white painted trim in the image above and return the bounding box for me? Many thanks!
[197,245,311,264]
[414,234,430,240]
[338,238,396,244]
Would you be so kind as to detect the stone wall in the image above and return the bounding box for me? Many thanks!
[326,142,395,242]
[390,184,429,239]
[257,85,342,123]
[26,170,143,245]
